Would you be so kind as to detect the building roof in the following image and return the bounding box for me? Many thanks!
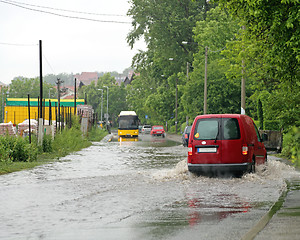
[74,72,98,86]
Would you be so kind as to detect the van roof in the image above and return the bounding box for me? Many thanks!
[195,114,250,119]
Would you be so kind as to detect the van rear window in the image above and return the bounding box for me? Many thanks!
[223,118,240,140]
[194,120,219,140]
[194,118,240,140]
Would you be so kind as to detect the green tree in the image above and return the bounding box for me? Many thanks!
[8,78,56,98]
[218,0,299,85]
[78,73,128,126]
[185,6,242,118]
[218,0,300,128]
[107,84,128,125]
[127,0,212,126]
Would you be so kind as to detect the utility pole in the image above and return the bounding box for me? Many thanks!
[28,94,31,144]
[186,62,189,126]
[175,78,178,133]
[204,46,208,115]
[241,25,246,115]
[103,86,109,126]
[39,40,43,120]
[182,41,209,115]
[186,62,189,81]
[56,78,63,131]
[74,78,77,115]
[98,89,103,123]
[241,59,246,114]
[38,40,43,144]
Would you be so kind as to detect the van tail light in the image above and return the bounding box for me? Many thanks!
[242,145,248,155]
[188,146,193,156]
[185,134,188,138]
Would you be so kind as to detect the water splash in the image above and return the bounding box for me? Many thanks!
[152,156,299,183]
[152,160,189,181]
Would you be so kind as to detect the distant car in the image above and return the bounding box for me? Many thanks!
[150,125,165,137]
[141,125,151,134]
[182,126,192,147]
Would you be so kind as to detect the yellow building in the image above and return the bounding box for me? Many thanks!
[4,98,85,125]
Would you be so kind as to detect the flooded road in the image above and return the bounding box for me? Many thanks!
[0,134,299,240]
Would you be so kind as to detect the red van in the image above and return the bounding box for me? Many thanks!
[187,114,267,175]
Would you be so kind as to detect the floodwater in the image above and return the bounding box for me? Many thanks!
[0,134,299,240]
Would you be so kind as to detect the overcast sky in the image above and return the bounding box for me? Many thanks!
[0,0,146,85]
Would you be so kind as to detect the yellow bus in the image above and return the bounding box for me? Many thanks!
[118,111,139,138]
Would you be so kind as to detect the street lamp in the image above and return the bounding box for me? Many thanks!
[169,58,178,133]
[103,86,109,127]
[97,89,103,123]
[182,41,208,114]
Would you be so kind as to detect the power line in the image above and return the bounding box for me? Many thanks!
[208,45,227,53]
[0,0,131,24]
[0,42,37,46]
[43,54,56,75]
[3,0,128,17]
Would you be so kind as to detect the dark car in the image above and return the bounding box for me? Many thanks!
[182,126,192,147]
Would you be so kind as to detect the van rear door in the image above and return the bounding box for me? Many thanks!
[220,118,243,164]
[192,118,222,164]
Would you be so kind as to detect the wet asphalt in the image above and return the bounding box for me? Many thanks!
[168,133,300,240]
[0,133,298,239]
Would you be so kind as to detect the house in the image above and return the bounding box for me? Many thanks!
[123,70,139,86]
[74,72,98,86]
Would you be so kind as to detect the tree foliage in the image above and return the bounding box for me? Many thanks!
[218,0,300,128]
[126,0,212,125]
[126,0,299,135]
[219,0,299,82]
[187,6,242,118]
[78,73,127,125]
[8,78,56,98]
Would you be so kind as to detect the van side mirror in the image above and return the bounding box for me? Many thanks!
[262,133,268,142]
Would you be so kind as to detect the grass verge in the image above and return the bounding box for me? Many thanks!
[0,126,107,175]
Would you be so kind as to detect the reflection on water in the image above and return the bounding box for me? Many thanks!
[187,193,250,226]
[118,137,139,142]
[0,134,299,240]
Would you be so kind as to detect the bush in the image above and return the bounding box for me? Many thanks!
[42,134,53,153]
[0,135,38,162]
[52,126,91,156]
[168,124,181,134]
[87,126,107,141]
[0,141,11,163]
[1,117,106,167]
[281,126,300,167]
[264,120,281,130]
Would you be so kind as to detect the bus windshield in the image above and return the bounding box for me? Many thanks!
[118,116,139,129]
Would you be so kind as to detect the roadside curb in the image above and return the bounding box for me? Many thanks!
[241,184,288,240]
[242,160,300,240]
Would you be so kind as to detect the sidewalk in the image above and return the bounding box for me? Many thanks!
[165,134,300,239]
[253,177,300,240]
